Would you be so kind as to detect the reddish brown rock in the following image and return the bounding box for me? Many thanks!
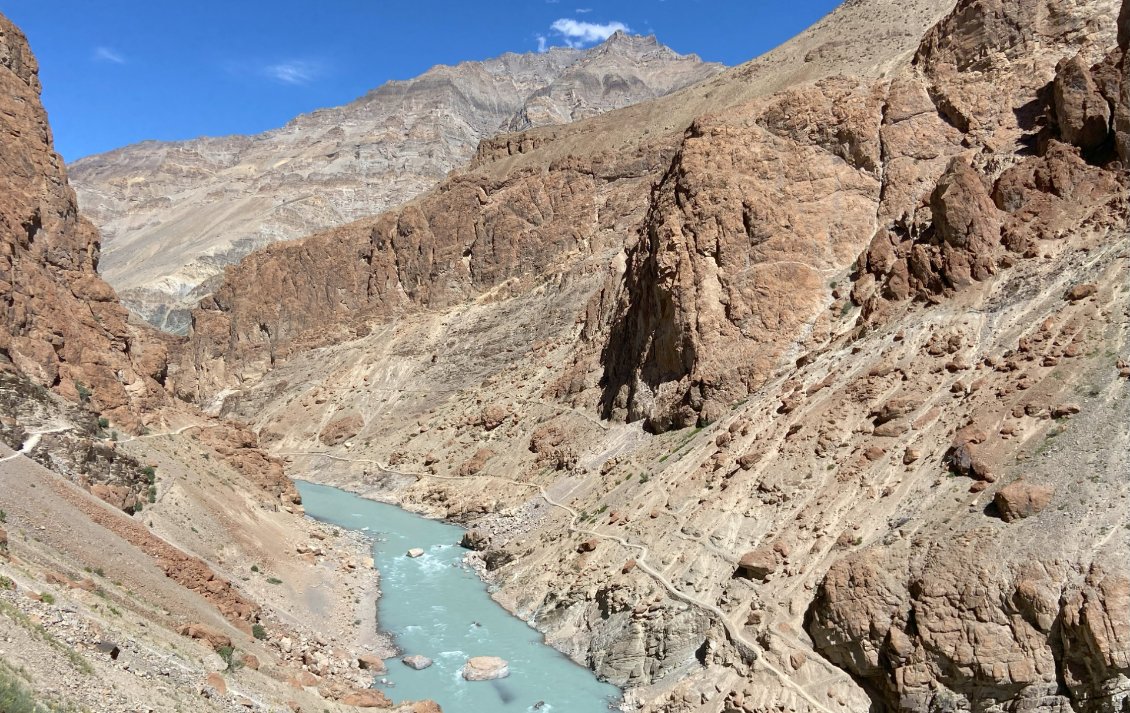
[1059,567,1130,704]
[1065,283,1098,301]
[204,672,227,697]
[863,447,886,462]
[340,689,392,708]
[1051,403,1081,418]
[1053,52,1112,151]
[873,398,920,424]
[458,448,494,476]
[807,532,1124,713]
[949,441,995,481]
[735,546,777,581]
[873,421,909,438]
[737,451,760,470]
[597,77,885,430]
[0,14,171,431]
[358,654,387,673]
[479,404,509,431]
[994,480,1054,521]
[528,422,576,470]
[177,623,232,651]
[289,671,319,688]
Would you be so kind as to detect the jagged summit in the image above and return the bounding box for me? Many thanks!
[69,35,722,333]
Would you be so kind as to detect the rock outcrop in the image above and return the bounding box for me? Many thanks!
[808,545,1129,712]
[0,15,171,431]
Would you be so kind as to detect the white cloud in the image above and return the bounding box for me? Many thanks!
[576,7,592,12]
[93,46,126,64]
[536,35,548,53]
[262,60,322,85]
[549,18,630,48]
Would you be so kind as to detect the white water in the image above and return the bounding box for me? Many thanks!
[297,481,622,712]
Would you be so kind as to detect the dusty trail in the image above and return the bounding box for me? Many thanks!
[0,425,70,463]
[117,422,217,444]
[1,421,217,465]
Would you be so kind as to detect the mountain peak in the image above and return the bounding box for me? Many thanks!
[593,31,667,56]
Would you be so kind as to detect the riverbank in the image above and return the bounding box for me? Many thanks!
[296,480,623,712]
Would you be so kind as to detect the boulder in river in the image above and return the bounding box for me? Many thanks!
[461,655,510,681]
[402,655,433,670]
[406,548,425,558]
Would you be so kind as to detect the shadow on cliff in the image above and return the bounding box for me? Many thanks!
[597,153,699,434]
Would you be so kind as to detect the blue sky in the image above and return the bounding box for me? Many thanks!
[1,1,841,162]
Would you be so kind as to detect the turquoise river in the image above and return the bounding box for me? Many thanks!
[297,481,623,712]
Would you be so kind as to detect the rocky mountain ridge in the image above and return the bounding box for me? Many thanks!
[69,32,721,333]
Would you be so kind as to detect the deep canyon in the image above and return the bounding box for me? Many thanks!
[1,0,1129,711]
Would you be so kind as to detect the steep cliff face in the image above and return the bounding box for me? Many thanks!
[599,77,886,430]
[69,34,721,333]
[803,3,1130,711]
[177,152,665,401]
[602,0,1127,431]
[0,16,171,432]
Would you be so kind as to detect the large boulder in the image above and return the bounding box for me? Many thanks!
[459,529,489,551]
[929,159,1001,288]
[994,480,1054,522]
[735,546,777,581]
[402,655,433,670]
[479,404,509,431]
[461,656,510,681]
[357,654,386,673]
[340,689,392,708]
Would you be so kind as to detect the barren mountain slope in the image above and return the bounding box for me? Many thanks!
[0,15,437,712]
[175,0,958,402]
[181,0,1130,711]
[69,33,721,333]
